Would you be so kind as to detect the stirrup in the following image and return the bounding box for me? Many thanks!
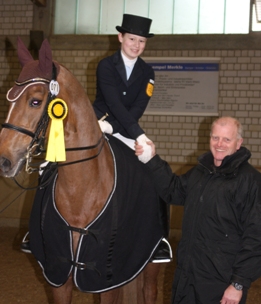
[150,238,173,263]
[20,231,31,254]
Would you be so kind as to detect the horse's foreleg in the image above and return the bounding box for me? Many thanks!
[100,288,122,304]
[51,275,73,304]
[141,263,161,304]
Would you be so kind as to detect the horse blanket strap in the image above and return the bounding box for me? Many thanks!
[58,256,100,274]
[63,226,99,240]
[29,135,164,292]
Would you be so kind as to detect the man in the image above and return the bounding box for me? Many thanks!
[135,116,261,304]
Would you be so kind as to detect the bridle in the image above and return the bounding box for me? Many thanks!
[2,63,106,177]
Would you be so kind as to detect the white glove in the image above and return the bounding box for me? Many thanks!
[137,134,153,163]
[98,120,113,134]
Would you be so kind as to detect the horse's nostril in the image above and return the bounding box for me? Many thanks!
[0,157,12,172]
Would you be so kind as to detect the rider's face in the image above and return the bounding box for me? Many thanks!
[118,33,147,60]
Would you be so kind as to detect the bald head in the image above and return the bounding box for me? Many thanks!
[210,117,243,140]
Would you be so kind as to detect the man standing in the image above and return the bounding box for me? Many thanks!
[136,117,261,303]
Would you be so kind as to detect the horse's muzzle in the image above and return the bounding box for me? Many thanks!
[0,156,24,177]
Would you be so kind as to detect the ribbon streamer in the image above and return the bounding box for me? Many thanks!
[46,98,68,162]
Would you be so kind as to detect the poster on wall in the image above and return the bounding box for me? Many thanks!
[143,57,220,116]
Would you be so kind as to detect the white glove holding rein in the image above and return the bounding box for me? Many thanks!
[98,119,113,134]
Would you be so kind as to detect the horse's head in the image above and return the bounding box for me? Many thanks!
[0,38,60,177]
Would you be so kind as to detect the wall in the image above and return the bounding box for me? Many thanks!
[0,0,261,231]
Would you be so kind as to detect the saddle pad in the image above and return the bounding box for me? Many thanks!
[29,135,164,292]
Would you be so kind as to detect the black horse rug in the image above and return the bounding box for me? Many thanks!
[29,135,164,293]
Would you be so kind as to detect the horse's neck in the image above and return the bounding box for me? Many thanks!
[55,142,114,227]
[54,69,114,226]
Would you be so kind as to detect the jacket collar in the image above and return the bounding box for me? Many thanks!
[198,147,251,175]
[113,50,143,86]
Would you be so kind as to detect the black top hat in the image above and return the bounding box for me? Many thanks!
[116,14,154,38]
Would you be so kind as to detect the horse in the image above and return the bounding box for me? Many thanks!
[0,37,164,304]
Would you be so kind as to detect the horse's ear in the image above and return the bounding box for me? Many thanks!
[17,37,34,67]
[38,39,53,76]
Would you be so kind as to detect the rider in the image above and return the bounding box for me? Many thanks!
[92,14,172,263]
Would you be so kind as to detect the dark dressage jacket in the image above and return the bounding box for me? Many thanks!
[147,147,261,304]
[93,50,154,139]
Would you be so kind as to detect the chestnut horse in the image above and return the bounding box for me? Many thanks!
[0,38,163,303]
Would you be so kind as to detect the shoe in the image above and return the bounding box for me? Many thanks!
[20,232,31,254]
[150,238,172,263]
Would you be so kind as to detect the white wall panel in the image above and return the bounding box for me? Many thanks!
[77,0,101,34]
[100,0,124,34]
[53,0,252,35]
[149,0,174,34]
[54,0,77,34]
[173,0,199,34]
[198,0,225,33]
[125,0,149,17]
[225,0,250,33]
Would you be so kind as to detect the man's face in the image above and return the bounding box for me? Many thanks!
[118,33,147,60]
[210,120,243,167]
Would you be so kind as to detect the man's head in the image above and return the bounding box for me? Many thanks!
[210,117,243,167]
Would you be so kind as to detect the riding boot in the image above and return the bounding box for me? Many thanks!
[150,198,172,263]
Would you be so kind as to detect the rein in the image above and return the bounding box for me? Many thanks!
[9,134,105,191]
[10,134,107,191]
[55,133,106,168]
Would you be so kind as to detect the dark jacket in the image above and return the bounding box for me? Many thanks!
[147,147,261,304]
[93,50,154,139]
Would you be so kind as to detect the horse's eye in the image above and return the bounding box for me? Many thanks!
[30,99,42,107]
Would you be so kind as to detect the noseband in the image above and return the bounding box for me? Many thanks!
[2,123,35,139]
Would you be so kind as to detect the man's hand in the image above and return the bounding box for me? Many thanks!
[135,134,156,163]
[220,285,243,304]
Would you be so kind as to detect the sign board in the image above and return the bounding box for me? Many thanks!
[143,57,220,116]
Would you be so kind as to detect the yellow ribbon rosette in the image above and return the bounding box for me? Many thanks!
[46,98,68,162]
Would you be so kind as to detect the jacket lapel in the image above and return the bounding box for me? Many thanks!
[113,50,143,87]
[114,50,128,85]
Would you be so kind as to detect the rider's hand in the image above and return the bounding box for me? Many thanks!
[98,120,113,134]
